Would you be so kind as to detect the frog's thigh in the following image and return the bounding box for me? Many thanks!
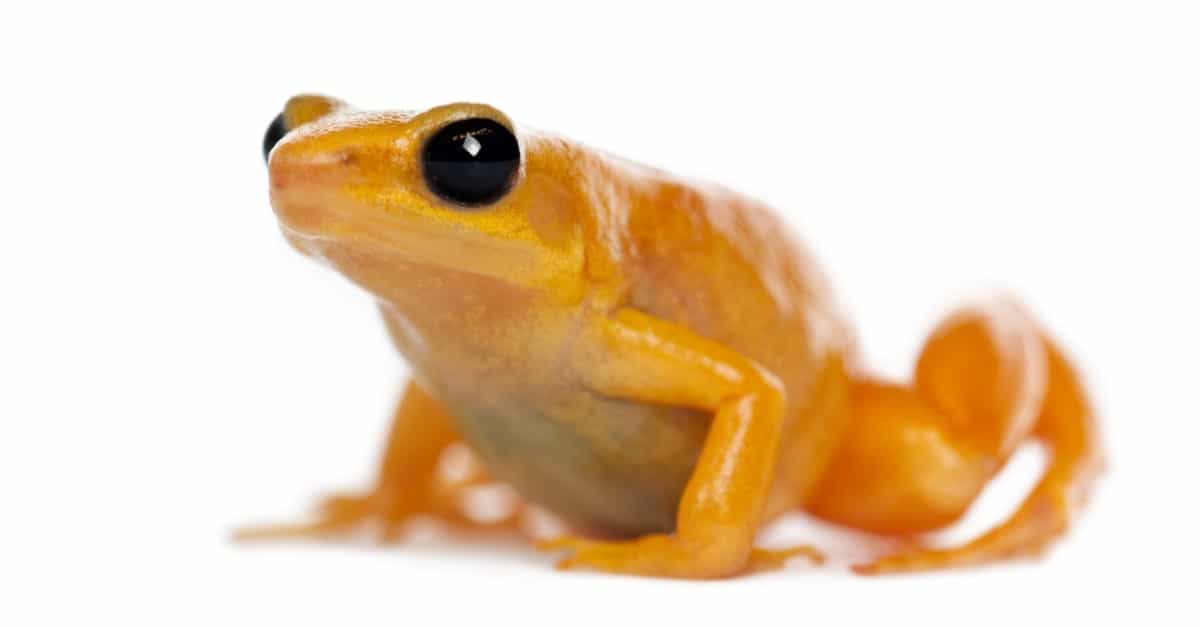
[538,308,815,579]
[806,300,1103,574]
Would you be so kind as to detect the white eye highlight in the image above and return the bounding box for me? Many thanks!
[462,134,482,157]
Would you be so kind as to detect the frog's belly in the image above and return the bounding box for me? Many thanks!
[446,392,710,537]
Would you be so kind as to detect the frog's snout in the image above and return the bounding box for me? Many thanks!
[266,126,363,239]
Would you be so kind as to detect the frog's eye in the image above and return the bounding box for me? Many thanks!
[422,118,520,207]
[262,113,288,163]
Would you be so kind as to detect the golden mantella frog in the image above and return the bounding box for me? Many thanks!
[241,95,1104,578]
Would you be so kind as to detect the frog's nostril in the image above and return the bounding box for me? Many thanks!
[262,112,288,163]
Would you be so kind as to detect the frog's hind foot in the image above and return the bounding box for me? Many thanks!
[852,461,1096,575]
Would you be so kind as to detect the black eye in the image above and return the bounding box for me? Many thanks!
[422,118,520,207]
[262,112,288,163]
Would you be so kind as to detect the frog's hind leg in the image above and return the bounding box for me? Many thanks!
[236,380,526,543]
[805,299,1104,574]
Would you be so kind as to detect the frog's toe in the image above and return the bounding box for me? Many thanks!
[852,546,966,575]
[321,491,416,542]
[534,536,599,570]
[536,533,803,579]
[535,535,652,573]
[235,490,416,543]
[746,545,826,573]
[234,518,355,541]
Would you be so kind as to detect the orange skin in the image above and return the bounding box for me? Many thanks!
[240,95,1105,578]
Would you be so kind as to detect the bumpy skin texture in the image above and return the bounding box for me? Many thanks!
[240,95,1104,578]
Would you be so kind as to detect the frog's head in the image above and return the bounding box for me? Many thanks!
[263,95,587,303]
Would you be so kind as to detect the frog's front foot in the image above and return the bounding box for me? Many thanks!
[536,534,823,579]
[235,489,427,543]
[236,479,525,543]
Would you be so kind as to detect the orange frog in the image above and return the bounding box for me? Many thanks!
[241,95,1104,578]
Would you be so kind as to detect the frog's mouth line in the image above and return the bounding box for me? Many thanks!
[275,210,557,290]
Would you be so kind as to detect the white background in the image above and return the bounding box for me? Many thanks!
[2,1,1197,624]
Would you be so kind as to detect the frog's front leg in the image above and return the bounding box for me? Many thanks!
[237,380,522,542]
[537,308,820,579]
